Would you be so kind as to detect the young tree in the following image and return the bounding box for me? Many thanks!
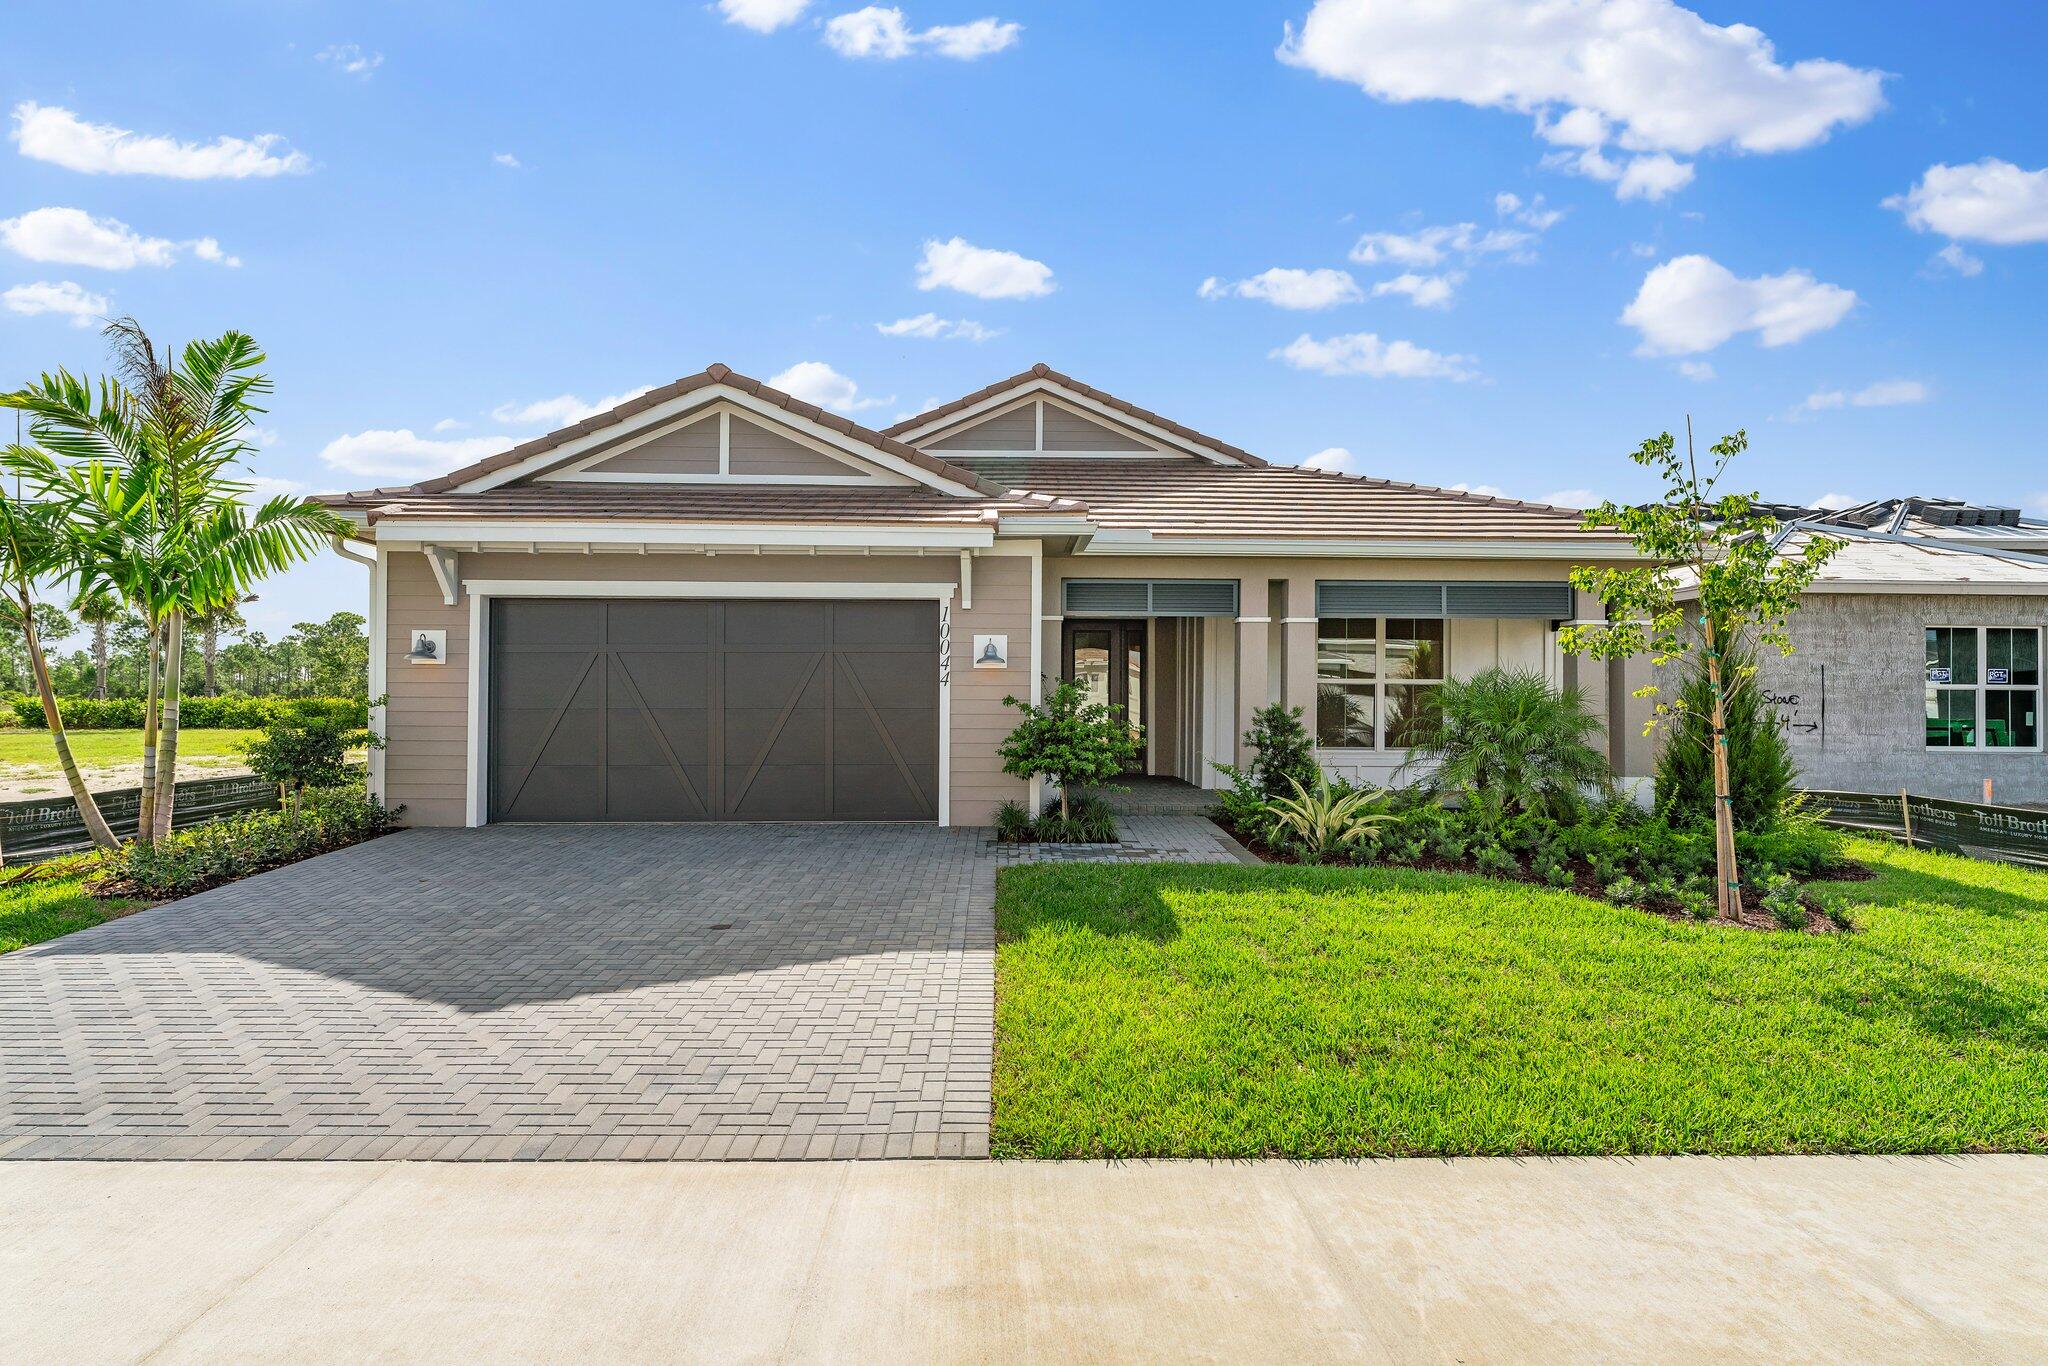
[0,492,118,848]
[1560,423,1840,919]
[191,598,247,696]
[997,679,1142,820]
[72,592,123,699]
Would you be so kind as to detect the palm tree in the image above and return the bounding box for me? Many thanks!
[72,591,123,699]
[191,597,247,696]
[3,320,345,840]
[0,488,117,848]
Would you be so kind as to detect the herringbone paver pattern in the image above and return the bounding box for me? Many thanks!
[0,813,1245,1161]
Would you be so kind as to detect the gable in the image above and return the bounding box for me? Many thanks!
[919,397,1173,458]
[537,404,915,487]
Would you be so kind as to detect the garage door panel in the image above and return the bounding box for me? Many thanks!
[833,601,939,648]
[490,598,937,822]
[494,601,603,652]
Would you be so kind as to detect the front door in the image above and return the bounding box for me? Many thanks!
[1062,619,1146,771]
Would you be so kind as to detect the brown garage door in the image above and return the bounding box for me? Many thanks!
[488,598,939,822]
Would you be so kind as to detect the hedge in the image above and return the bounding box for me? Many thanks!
[7,695,369,730]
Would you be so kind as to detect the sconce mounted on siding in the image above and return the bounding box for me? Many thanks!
[406,629,447,664]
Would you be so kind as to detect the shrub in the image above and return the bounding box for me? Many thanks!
[1655,647,1798,831]
[93,787,402,900]
[1763,874,1808,930]
[1232,704,1319,801]
[998,680,1141,822]
[1404,669,1610,823]
[243,712,382,812]
[1265,773,1390,863]
[1034,794,1119,844]
[1604,875,1645,907]
[8,694,368,731]
[993,800,1035,843]
[1471,842,1518,878]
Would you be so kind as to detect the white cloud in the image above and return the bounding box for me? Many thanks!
[10,102,309,179]
[915,236,1053,299]
[1886,159,2048,246]
[1796,378,1930,415]
[1272,331,1478,381]
[246,426,282,448]
[1370,271,1461,308]
[1810,491,1860,511]
[718,0,811,32]
[2,279,108,326]
[1540,488,1600,508]
[1301,446,1359,473]
[1198,267,1362,310]
[1549,147,1697,201]
[1495,190,1565,230]
[492,152,522,169]
[1447,481,1508,498]
[490,385,657,427]
[0,207,178,269]
[1629,241,1658,259]
[191,236,242,268]
[823,8,1020,60]
[1351,221,1530,267]
[875,312,1001,340]
[767,361,892,413]
[1930,243,1984,277]
[1676,359,1716,382]
[318,44,384,77]
[432,417,467,432]
[319,430,512,481]
[1619,254,1855,355]
[237,475,305,505]
[1280,0,1883,200]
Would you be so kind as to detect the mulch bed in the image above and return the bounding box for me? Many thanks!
[1209,816,1870,934]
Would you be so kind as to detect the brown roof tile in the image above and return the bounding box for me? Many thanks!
[884,363,1268,467]
[958,458,1607,540]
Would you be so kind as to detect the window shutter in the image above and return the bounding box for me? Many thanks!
[1062,580,1238,617]
[1317,581,1574,619]
[1315,582,1447,616]
[1445,583,1575,619]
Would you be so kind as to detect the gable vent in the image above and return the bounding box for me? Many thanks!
[1064,579,1238,617]
[1317,581,1572,620]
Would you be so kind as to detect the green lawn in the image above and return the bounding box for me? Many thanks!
[993,839,2048,1158]
[0,877,145,953]
[0,728,262,773]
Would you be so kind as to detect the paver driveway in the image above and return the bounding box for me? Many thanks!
[1,824,1006,1161]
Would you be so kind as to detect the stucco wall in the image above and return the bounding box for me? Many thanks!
[1616,592,2048,803]
[378,549,1032,827]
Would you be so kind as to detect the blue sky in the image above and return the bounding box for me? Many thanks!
[4,0,2046,635]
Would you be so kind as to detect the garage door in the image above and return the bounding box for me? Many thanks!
[488,598,939,822]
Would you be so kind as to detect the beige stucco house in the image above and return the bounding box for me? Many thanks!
[319,364,1636,827]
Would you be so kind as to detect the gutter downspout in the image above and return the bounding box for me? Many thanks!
[331,534,375,568]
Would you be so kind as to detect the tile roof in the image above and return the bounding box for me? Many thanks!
[320,364,989,501]
[883,363,1268,467]
[954,458,1606,541]
[321,482,1086,526]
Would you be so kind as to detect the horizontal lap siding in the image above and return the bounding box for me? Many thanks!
[949,554,1032,824]
[379,548,1031,827]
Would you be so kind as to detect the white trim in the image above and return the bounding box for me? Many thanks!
[1027,538,1044,812]
[369,544,387,803]
[463,578,958,827]
[1033,398,1044,452]
[377,521,995,551]
[462,383,982,496]
[1279,616,1318,624]
[1074,532,1642,559]
[421,545,460,606]
[1805,581,2048,596]
[462,579,956,601]
[959,550,973,610]
[896,378,1246,465]
[1924,624,2043,755]
[1235,616,1273,624]
[541,400,915,487]
[466,590,486,826]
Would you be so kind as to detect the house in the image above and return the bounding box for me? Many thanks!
[1613,498,2048,805]
[318,364,1636,827]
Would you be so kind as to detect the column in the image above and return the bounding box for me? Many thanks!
[1235,587,1271,766]
[1281,574,1318,729]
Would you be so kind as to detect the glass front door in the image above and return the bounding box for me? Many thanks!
[1063,620,1146,771]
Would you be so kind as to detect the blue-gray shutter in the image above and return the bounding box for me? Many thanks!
[1062,579,1239,617]
[1444,583,1575,619]
[1315,582,1448,616]
[1316,581,1573,619]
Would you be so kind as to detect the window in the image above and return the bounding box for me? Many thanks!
[1316,617,1445,749]
[1926,626,2040,750]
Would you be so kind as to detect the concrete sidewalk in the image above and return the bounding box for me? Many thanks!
[8,1156,2045,1362]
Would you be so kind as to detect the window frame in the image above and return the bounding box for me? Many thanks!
[1924,624,2042,753]
[1314,615,1447,751]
